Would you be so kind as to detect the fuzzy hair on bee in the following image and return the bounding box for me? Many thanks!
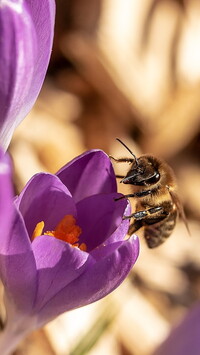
[110,138,189,248]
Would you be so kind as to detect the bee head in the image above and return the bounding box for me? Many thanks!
[116,138,161,186]
[122,156,160,186]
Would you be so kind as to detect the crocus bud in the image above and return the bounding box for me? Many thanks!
[0,0,55,150]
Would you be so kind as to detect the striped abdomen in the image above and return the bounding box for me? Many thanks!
[144,207,178,248]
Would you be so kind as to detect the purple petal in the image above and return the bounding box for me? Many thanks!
[0,0,55,150]
[24,0,55,122]
[36,235,139,324]
[0,150,13,237]
[57,150,117,203]
[0,206,37,313]
[32,235,93,310]
[104,201,131,245]
[154,303,200,355]
[76,193,129,251]
[16,173,76,238]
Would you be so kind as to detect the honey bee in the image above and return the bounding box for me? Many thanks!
[111,138,189,248]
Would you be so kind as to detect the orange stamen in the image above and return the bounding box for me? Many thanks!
[32,221,44,240]
[31,215,86,251]
[79,243,87,251]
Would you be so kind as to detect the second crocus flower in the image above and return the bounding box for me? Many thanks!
[0,0,55,150]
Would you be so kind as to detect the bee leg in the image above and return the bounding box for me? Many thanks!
[115,190,152,201]
[109,156,134,164]
[125,206,168,235]
[128,220,143,234]
[115,175,125,179]
[123,206,165,220]
[115,193,136,201]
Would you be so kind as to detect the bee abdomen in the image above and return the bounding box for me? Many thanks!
[144,209,178,248]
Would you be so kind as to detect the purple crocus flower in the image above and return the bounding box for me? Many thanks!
[0,150,139,353]
[0,148,13,243]
[0,0,55,150]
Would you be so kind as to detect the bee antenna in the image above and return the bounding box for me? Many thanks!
[116,138,139,167]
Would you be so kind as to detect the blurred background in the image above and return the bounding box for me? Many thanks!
[10,0,200,354]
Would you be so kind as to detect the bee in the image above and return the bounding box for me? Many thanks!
[110,138,189,248]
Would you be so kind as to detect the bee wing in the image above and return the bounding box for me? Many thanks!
[169,190,190,235]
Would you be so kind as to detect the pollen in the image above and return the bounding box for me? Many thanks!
[32,215,86,251]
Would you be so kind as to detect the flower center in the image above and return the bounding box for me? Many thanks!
[32,215,86,251]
